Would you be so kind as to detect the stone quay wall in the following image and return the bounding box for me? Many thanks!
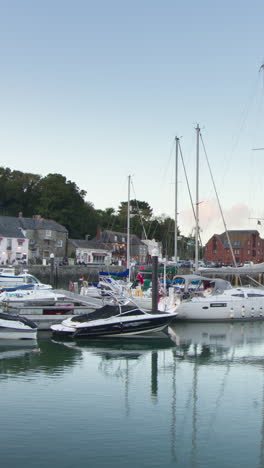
[15,265,126,289]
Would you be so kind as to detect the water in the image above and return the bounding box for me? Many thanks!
[1,321,264,468]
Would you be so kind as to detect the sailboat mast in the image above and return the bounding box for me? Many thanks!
[127,175,131,283]
[195,124,200,273]
[174,137,179,264]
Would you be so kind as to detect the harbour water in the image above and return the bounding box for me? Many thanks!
[1,320,264,468]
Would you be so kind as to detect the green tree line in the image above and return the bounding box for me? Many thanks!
[0,167,193,258]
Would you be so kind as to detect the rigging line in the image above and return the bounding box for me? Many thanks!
[200,133,242,285]
[220,72,260,188]
[178,141,203,248]
[130,178,148,240]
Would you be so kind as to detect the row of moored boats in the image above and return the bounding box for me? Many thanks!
[1,267,264,341]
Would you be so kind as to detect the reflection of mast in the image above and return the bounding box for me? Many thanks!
[170,349,177,462]
[191,345,198,467]
[259,371,264,468]
[151,351,158,399]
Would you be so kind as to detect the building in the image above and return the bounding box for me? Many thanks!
[95,228,149,265]
[204,230,264,265]
[0,215,68,263]
[67,238,112,264]
[0,216,29,265]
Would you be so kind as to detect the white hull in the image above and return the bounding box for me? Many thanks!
[0,327,37,340]
[176,289,264,321]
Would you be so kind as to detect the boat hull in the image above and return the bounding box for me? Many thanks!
[0,327,37,340]
[175,296,264,321]
[52,315,175,338]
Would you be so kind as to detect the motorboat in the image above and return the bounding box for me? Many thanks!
[0,311,37,339]
[51,303,177,338]
[173,274,264,321]
[80,276,178,314]
[0,288,66,307]
[0,269,52,289]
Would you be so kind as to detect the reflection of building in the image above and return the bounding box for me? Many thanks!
[205,230,264,265]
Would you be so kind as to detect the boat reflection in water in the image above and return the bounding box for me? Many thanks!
[52,331,174,356]
[168,321,264,361]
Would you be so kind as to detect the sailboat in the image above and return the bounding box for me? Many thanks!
[173,126,264,321]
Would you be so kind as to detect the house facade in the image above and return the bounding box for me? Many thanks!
[0,215,68,263]
[0,216,29,265]
[95,228,149,265]
[204,230,264,265]
[67,239,112,264]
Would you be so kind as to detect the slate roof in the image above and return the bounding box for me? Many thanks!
[0,216,26,238]
[97,229,145,246]
[0,215,68,237]
[18,217,68,233]
[216,230,260,249]
[69,239,112,251]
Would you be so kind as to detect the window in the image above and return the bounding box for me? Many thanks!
[114,235,117,242]
[234,249,240,255]
[247,293,264,297]
[248,250,250,255]
[7,239,12,250]
[17,239,24,246]
[45,230,52,238]
[122,237,125,243]
[56,240,63,247]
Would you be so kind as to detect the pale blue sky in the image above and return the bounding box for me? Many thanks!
[1,1,264,242]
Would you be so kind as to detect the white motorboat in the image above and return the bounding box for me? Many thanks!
[0,287,66,307]
[0,270,52,289]
[51,303,177,338]
[80,276,178,314]
[173,274,264,321]
[0,311,38,339]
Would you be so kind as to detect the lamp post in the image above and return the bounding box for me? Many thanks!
[50,253,55,287]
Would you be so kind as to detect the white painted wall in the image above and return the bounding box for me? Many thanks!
[0,237,29,265]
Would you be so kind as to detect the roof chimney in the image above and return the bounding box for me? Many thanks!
[97,226,101,241]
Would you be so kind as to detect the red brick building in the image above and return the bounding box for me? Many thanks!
[204,230,264,265]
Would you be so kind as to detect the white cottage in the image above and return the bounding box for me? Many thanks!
[0,216,29,265]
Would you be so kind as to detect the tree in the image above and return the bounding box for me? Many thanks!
[35,173,96,238]
[0,167,41,216]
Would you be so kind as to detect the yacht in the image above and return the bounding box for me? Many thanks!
[173,275,264,321]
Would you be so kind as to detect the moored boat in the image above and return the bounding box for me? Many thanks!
[0,311,37,339]
[174,275,264,321]
[51,303,177,338]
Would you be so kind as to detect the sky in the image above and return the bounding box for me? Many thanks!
[1,0,264,244]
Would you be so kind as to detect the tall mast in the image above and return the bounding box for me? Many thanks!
[127,175,131,282]
[195,124,200,273]
[174,137,179,264]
